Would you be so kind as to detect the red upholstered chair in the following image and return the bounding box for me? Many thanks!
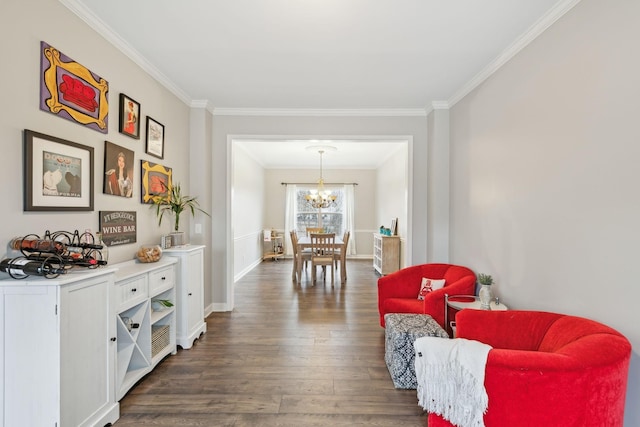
[377,263,476,328]
[427,310,632,427]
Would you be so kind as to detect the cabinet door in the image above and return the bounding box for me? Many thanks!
[185,250,204,337]
[59,276,115,427]
[1,285,59,426]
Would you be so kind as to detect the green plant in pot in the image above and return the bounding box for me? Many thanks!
[477,273,494,310]
[152,181,210,246]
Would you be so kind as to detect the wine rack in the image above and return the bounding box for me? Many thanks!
[2,229,108,279]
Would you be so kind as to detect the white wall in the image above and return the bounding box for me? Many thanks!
[375,144,409,267]
[189,106,214,310]
[0,0,192,265]
[232,145,266,280]
[449,0,640,424]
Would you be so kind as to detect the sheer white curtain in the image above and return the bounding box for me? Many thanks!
[344,184,356,255]
[284,184,297,256]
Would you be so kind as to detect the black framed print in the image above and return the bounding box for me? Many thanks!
[24,129,94,211]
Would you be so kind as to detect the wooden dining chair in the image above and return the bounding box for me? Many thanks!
[333,230,350,281]
[289,230,311,282]
[310,233,335,284]
[306,227,324,236]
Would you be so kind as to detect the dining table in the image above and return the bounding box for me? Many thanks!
[294,235,346,284]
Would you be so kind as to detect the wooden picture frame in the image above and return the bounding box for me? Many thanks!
[40,41,109,133]
[141,160,172,204]
[145,116,165,159]
[24,129,94,211]
[103,141,134,198]
[118,93,140,139]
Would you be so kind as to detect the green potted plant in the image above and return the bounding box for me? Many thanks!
[477,273,494,310]
[151,181,210,246]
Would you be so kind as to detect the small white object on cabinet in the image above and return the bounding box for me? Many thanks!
[0,268,119,427]
[163,245,206,349]
[113,257,177,400]
[373,233,400,275]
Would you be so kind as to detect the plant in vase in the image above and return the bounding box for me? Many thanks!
[151,299,174,311]
[151,181,210,246]
[477,273,494,310]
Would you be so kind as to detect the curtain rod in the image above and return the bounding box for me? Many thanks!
[281,182,358,186]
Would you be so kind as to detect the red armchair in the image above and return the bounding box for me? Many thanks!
[428,310,632,427]
[377,263,476,328]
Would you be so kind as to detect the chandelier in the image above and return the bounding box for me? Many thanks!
[306,148,337,209]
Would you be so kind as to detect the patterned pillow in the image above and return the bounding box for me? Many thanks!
[417,277,446,300]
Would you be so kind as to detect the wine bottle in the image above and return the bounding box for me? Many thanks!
[9,238,65,254]
[0,258,66,279]
[96,232,109,264]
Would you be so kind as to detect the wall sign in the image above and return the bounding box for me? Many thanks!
[99,211,137,246]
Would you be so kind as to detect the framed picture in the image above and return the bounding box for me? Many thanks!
[118,94,140,139]
[145,116,165,159]
[40,41,109,133]
[24,129,94,211]
[141,160,172,204]
[391,218,398,236]
[104,141,134,198]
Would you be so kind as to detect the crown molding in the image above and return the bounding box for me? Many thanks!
[59,0,192,105]
[448,0,582,107]
[211,108,428,117]
[432,101,450,110]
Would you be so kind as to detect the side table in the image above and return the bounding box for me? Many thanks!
[444,294,508,336]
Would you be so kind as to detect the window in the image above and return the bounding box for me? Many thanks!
[295,187,344,235]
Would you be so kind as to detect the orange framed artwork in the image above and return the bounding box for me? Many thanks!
[140,160,172,204]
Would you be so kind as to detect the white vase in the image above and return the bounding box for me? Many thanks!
[479,284,493,310]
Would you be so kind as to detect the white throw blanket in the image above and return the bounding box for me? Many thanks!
[413,337,492,427]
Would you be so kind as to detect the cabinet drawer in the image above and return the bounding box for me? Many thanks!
[149,265,175,295]
[116,276,148,311]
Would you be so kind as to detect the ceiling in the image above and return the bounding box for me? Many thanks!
[63,0,572,168]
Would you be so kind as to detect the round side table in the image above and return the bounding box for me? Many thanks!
[444,294,508,336]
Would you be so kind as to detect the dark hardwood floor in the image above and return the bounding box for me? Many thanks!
[114,259,427,426]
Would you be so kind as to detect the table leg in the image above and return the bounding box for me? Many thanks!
[296,251,302,283]
[340,251,346,283]
[292,252,297,281]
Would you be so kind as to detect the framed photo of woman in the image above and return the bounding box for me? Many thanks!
[118,93,140,139]
[103,141,134,198]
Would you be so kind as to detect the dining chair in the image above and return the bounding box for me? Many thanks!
[334,230,350,281]
[310,233,335,284]
[289,230,311,282]
[306,227,324,236]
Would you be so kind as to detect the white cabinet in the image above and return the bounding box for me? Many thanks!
[164,245,206,349]
[373,233,400,275]
[0,269,119,427]
[113,258,177,400]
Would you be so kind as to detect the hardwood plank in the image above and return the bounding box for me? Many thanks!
[115,259,427,426]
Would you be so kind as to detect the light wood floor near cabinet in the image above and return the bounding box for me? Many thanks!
[115,259,427,426]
